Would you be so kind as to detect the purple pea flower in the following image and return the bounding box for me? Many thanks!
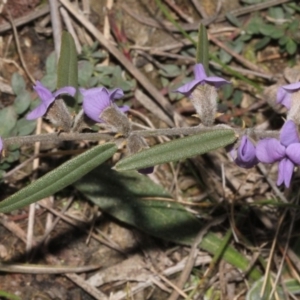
[26,81,76,120]
[256,120,300,188]
[231,136,258,168]
[175,63,230,97]
[80,87,129,123]
[277,82,300,109]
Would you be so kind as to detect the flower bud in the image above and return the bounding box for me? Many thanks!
[190,84,217,126]
[127,134,153,174]
[100,105,131,137]
[45,98,73,132]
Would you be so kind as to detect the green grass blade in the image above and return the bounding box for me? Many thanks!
[196,24,209,73]
[116,130,236,171]
[57,31,78,90]
[0,143,117,213]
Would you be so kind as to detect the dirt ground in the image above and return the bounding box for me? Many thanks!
[0,0,299,299]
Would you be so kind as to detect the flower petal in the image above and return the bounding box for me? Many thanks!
[193,64,207,81]
[204,77,230,88]
[26,102,49,120]
[277,87,291,109]
[53,86,76,98]
[175,79,202,96]
[234,136,258,168]
[256,138,285,163]
[286,143,300,165]
[109,88,124,100]
[277,158,294,188]
[81,87,111,122]
[33,81,53,104]
[282,82,300,92]
[118,105,130,113]
[0,137,3,152]
[280,120,300,146]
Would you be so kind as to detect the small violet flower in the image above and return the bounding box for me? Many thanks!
[175,63,230,97]
[80,87,129,123]
[277,82,300,109]
[0,137,3,153]
[256,120,300,188]
[26,81,76,120]
[231,136,258,169]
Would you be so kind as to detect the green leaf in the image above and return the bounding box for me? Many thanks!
[11,73,26,95]
[279,35,289,46]
[255,36,271,51]
[78,60,94,87]
[260,24,277,37]
[13,91,31,115]
[268,7,285,20]
[57,31,78,90]
[41,74,57,91]
[159,64,182,78]
[0,106,17,137]
[75,165,200,244]
[116,129,237,171]
[226,13,242,28]
[196,24,209,73]
[286,38,297,55]
[0,143,117,213]
[246,277,284,300]
[0,290,21,300]
[45,51,57,75]
[76,165,261,281]
[16,118,36,136]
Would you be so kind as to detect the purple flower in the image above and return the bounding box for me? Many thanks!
[80,87,129,123]
[26,81,76,120]
[256,120,300,188]
[175,63,230,97]
[0,137,3,153]
[231,136,258,168]
[277,82,300,109]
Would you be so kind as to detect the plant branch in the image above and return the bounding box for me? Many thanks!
[2,126,279,149]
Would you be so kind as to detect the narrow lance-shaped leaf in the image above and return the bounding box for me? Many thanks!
[196,23,209,74]
[0,143,117,213]
[116,129,237,171]
[75,165,261,281]
[57,31,78,91]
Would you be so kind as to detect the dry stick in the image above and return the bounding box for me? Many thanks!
[102,0,114,66]
[49,0,62,59]
[0,207,108,299]
[168,216,226,300]
[189,0,208,18]
[270,203,297,299]
[6,10,35,84]
[60,7,82,53]
[256,164,288,203]
[7,9,38,253]
[0,4,52,33]
[113,255,212,300]
[164,0,193,23]
[260,209,288,298]
[208,33,269,75]
[122,0,292,31]
[59,0,176,127]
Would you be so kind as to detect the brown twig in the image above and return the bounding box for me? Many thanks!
[6,9,35,84]
[122,0,292,32]
[168,216,226,300]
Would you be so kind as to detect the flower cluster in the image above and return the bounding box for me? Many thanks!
[231,86,300,188]
[173,63,300,188]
